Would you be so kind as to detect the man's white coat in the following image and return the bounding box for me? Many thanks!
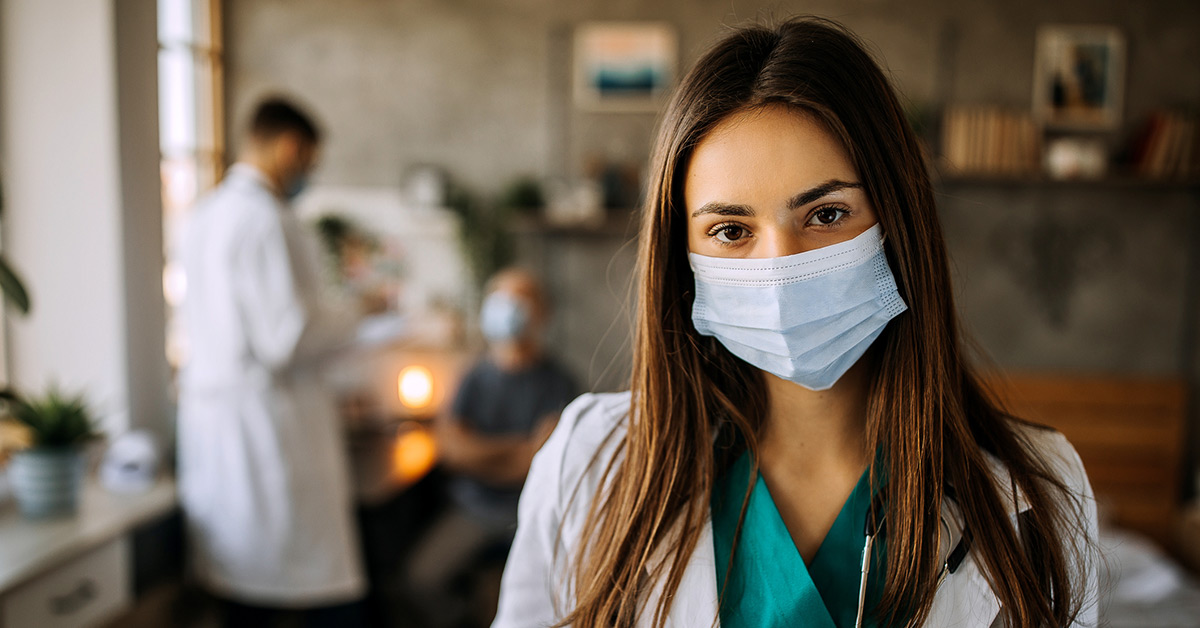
[177,165,364,605]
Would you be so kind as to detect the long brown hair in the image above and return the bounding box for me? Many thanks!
[562,17,1090,627]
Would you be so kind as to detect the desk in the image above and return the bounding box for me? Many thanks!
[0,478,176,628]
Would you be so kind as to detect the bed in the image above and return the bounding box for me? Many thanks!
[986,373,1200,627]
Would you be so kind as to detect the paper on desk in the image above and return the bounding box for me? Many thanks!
[355,313,408,348]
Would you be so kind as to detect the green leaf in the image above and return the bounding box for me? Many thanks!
[0,256,30,315]
[7,385,98,447]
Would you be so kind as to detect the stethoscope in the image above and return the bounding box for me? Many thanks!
[853,489,973,628]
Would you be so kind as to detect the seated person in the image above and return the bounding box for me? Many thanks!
[407,267,578,627]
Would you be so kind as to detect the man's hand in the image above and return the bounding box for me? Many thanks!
[435,413,561,487]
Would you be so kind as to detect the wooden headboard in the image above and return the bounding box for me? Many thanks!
[984,373,1189,548]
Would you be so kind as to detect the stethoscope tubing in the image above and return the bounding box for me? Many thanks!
[853,494,972,628]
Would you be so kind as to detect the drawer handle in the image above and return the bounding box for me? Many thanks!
[49,578,97,616]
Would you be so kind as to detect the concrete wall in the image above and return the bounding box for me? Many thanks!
[941,183,1198,376]
[224,0,1200,485]
[224,0,1200,192]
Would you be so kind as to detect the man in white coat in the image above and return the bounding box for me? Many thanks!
[177,98,368,628]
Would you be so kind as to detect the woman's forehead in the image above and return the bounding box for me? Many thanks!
[683,105,859,210]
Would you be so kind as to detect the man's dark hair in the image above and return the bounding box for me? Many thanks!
[248,97,321,144]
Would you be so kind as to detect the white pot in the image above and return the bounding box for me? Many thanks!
[8,448,84,518]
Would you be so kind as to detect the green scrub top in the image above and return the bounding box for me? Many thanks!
[711,451,886,628]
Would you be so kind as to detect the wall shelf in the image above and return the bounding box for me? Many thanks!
[936,174,1200,190]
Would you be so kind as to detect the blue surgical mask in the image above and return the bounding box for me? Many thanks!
[480,292,531,342]
[284,174,308,201]
[688,224,907,391]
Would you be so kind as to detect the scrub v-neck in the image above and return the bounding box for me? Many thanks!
[711,450,886,628]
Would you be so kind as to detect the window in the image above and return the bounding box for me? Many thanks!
[158,0,223,368]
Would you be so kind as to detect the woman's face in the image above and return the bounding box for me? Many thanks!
[685,105,878,258]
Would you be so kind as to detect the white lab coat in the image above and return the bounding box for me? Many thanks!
[492,392,1100,627]
[176,164,365,605]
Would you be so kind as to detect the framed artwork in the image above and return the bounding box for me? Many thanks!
[573,22,677,112]
[1032,25,1125,130]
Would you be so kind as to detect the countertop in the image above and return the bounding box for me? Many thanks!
[0,477,177,593]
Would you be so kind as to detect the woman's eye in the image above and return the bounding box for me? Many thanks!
[712,224,747,243]
[808,207,849,226]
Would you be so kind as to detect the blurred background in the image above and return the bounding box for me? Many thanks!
[0,0,1198,626]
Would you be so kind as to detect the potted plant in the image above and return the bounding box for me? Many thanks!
[0,387,100,517]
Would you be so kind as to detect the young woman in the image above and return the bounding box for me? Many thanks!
[492,17,1097,628]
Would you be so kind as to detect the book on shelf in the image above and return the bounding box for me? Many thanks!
[940,105,1040,177]
[1130,110,1200,179]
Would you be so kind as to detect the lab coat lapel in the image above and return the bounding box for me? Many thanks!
[925,452,1030,628]
[923,535,1001,627]
[635,450,1029,628]
[657,517,1009,628]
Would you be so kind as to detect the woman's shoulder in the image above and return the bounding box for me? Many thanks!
[984,422,1094,516]
[987,424,1100,627]
[1014,422,1090,489]
[558,391,632,437]
[540,392,630,481]
[519,392,627,525]
[494,392,632,627]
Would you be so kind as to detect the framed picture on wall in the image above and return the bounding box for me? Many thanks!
[1032,25,1125,130]
[573,22,677,112]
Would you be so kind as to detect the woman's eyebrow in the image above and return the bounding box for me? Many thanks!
[691,202,754,218]
[787,179,862,209]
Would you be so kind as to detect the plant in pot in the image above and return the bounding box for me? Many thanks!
[0,387,100,517]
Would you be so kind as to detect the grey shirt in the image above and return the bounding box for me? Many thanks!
[449,356,578,526]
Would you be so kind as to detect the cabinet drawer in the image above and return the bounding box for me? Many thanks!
[2,537,131,628]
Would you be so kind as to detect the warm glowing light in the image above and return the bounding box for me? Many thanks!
[397,365,434,410]
[392,429,437,484]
